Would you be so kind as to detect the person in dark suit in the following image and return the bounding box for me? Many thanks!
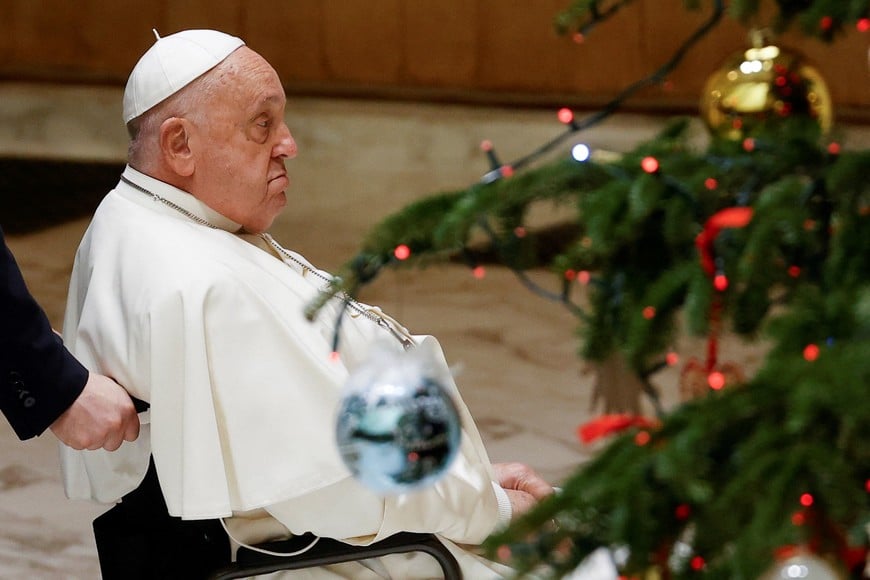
[0,226,139,450]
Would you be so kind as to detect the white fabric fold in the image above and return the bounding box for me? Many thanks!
[60,170,512,577]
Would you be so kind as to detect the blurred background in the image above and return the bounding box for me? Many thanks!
[0,1,867,577]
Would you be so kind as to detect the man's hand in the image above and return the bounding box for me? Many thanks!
[493,462,554,519]
[50,372,140,451]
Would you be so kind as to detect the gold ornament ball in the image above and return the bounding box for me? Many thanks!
[759,550,846,580]
[700,37,833,140]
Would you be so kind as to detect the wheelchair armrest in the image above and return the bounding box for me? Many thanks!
[209,531,462,579]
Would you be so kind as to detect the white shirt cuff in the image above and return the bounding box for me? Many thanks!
[491,482,512,530]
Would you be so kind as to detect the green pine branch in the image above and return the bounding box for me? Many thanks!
[556,0,869,41]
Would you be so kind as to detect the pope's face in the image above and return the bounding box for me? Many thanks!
[189,47,297,233]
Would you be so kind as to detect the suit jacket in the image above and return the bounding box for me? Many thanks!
[0,226,87,439]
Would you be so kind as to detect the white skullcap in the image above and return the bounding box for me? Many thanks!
[122,29,245,123]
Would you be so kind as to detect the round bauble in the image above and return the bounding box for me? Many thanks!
[335,345,462,494]
[700,32,832,140]
[760,551,845,580]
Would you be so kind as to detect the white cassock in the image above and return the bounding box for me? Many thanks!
[60,166,515,578]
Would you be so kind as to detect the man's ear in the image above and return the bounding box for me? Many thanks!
[159,117,195,177]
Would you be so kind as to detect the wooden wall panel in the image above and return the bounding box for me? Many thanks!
[164,0,245,36]
[476,0,577,93]
[245,1,326,84]
[320,0,403,84]
[403,1,478,86]
[1,0,162,81]
[0,1,866,117]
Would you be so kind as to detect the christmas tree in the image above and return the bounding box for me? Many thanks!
[310,0,870,576]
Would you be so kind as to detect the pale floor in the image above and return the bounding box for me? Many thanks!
[2,83,868,578]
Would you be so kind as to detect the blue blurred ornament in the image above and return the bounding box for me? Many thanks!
[335,344,462,494]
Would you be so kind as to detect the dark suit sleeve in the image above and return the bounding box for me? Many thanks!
[0,227,87,439]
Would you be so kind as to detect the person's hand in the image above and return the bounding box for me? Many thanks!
[493,462,554,519]
[50,372,140,451]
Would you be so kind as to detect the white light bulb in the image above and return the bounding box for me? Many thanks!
[572,143,591,162]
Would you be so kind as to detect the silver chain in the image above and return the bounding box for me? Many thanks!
[260,234,413,350]
[121,175,217,229]
[121,175,413,350]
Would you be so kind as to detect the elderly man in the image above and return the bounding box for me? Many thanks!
[1,227,139,450]
[61,29,552,578]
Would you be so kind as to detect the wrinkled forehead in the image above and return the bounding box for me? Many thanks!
[212,47,286,107]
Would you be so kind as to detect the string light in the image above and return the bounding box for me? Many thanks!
[675,504,691,520]
[827,142,841,155]
[641,156,659,173]
[479,139,505,184]
[799,493,814,507]
[514,226,527,238]
[707,371,726,390]
[393,244,411,260]
[666,351,679,366]
[571,143,591,162]
[467,0,725,184]
[558,107,574,125]
[329,351,341,363]
[820,15,833,31]
[634,431,651,446]
[704,177,718,190]
[690,556,705,571]
[792,511,806,526]
[857,18,870,32]
[501,165,515,178]
[803,344,820,362]
[788,265,801,278]
[642,306,656,319]
[742,137,755,152]
[472,265,486,279]
[713,272,728,291]
[578,270,591,285]
[564,269,577,281]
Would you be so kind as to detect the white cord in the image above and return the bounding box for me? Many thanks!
[220,518,320,557]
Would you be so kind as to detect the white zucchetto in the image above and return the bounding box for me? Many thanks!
[122,29,245,123]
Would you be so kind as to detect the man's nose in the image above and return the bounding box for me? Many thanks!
[274,123,297,159]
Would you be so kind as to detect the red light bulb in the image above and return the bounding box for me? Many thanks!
[393,244,411,260]
[708,371,726,390]
[641,156,659,174]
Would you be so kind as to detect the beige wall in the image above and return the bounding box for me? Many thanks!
[1,1,868,119]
